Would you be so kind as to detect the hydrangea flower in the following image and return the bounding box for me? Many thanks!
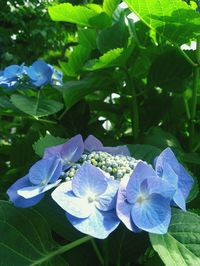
[43,134,84,170]
[84,135,130,156]
[155,147,194,211]
[0,64,26,89]
[49,66,63,86]
[7,155,62,208]
[117,162,176,234]
[52,162,120,239]
[26,59,54,87]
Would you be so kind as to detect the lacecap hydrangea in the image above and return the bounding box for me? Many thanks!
[7,135,194,239]
[0,59,62,90]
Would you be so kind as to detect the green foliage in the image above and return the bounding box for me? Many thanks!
[150,208,200,265]
[10,93,63,117]
[33,133,66,157]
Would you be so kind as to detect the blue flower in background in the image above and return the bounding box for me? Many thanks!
[49,65,63,86]
[27,59,54,87]
[7,155,62,208]
[84,135,130,156]
[0,64,26,89]
[155,147,194,211]
[43,134,84,170]
[52,162,120,239]
[117,162,175,234]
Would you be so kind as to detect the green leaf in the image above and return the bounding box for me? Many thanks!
[103,0,120,16]
[33,133,66,157]
[128,144,161,164]
[148,49,192,91]
[150,208,200,266]
[10,94,63,118]
[78,28,97,50]
[60,45,91,77]
[0,201,67,265]
[124,0,200,45]
[48,3,111,29]
[97,17,129,53]
[62,75,112,111]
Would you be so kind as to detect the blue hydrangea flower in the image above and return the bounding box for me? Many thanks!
[52,162,120,239]
[49,65,63,86]
[155,147,194,211]
[7,155,62,208]
[117,162,175,234]
[26,59,54,87]
[43,134,84,170]
[84,135,130,156]
[0,64,26,89]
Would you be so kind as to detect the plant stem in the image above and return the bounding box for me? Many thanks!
[125,70,139,140]
[91,239,104,265]
[30,236,92,266]
[189,37,200,150]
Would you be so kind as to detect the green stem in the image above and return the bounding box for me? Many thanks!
[91,239,104,265]
[189,37,200,150]
[30,236,92,266]
[125,70,139,140]
[176,45,198,67]
[58,107,68,120]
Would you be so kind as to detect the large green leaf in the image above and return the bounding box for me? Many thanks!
[62,75,112,111]
[124,0,200,45]
[33,133,66,157]
[150,208,200,266]
[11,94,63,118]
[60,45,91,77]
[0,201,67,265]
[48,3,111,29]
[103,0,120,16]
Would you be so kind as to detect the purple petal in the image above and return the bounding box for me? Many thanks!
[29,156,62,185]
[96,179,119,211]
[7,175,44,208]
[44,135,84,169]
[84,135,130,156]
[84,135,103,152]
[131,194,171,234]
[72,163,107,198]
[116,177,141,232]
[126,162,157,204]
[66,208,120,239]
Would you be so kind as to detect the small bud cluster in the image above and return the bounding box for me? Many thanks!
[64,151,140,181]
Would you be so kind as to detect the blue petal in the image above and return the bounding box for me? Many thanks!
[4,65,23,79]
[126,162,157,204]
[7,175,44,208]
[27,59,53,87]
[29,156,62,185]
[44,135,84,170]
[52,181,94,218]
[116,177,141,232]
[156,148,194,201]
[66,208,120,239]
[84,135,103,152]
[96,179,119,211]
[172,189,186,211]
[131,194,171,234]
[72,163,107,198]
[17,179,61,199]
[84,135,130,156]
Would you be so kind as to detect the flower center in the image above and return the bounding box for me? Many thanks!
[136,193,148,204]
[88,195,96,203]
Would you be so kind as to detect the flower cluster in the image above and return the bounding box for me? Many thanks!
[7,134,194,239]
[0,59,62,90]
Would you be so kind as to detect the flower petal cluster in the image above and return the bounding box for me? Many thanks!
[0,64,26,89]
[7,155,62,208]
[0,59,62,90]
[117,162,175,234]
[155,148,193,210]
[7,134,194,238]
[52,162,120,239]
